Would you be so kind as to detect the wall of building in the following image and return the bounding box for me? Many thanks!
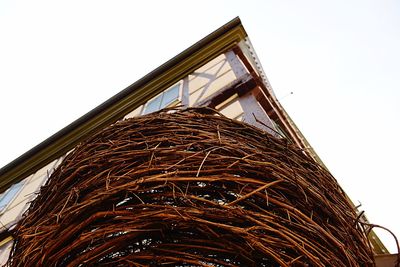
[0,156,64,264]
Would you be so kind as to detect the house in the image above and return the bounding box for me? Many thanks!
[0,17,395,266]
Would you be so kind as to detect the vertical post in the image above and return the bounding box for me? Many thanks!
[181,76,190,107]
[225,50,247,79]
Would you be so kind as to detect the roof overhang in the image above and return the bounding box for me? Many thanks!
[0,17,247,193]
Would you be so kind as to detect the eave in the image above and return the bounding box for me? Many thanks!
[0,17,247,193]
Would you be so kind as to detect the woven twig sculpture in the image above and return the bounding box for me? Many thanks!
[8,108,374,266]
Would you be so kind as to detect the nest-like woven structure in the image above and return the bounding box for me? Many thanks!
[8,108,374,266]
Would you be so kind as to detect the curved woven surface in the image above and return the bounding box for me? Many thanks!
[8,108,374,266]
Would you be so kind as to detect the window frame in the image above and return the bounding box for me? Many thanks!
[0,179,26,214]
[142,82,182,115]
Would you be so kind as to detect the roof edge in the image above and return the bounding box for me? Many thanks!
[0,17,247,192]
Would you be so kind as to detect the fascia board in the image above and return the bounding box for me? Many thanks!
[0,18,247,193]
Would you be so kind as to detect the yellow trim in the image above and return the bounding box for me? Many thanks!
[0,24,246,191]
[0,236,12,247]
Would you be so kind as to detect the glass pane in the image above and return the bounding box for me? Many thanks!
[143,95,162,114]
[161,84,179,108]
[0,181,24,211]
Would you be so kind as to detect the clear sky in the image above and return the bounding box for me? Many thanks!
[0,0,399,253]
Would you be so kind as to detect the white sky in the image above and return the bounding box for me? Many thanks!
[0,0,399,253]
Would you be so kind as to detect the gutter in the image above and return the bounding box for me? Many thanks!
[0,17,247,193]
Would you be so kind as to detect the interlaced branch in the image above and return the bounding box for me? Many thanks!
[8,107,375,266]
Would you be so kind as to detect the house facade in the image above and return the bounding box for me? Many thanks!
[0,18,392,265]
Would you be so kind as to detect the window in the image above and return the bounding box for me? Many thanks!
[143,84,180,114]
[0,180,24,213]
